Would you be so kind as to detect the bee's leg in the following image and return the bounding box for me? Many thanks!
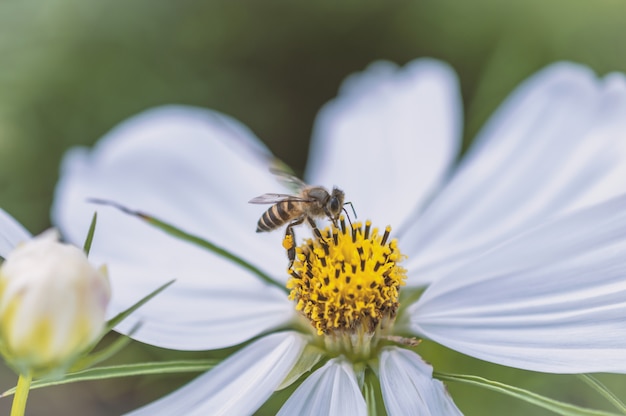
[323,208,338,228]
[306,216,328,243]
[284,218,305,268]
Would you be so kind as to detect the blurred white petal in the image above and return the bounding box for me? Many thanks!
[52,105,296,350]
[278,357,366,416]
[127,331,307,416]
[0,208,32,257]
[402,63,626,285]
[306,58,462,225]
[409,195,626,373]
[379,347,461,416]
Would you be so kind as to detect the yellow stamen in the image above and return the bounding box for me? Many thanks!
[282,234,294,251]
[287,219,406,340]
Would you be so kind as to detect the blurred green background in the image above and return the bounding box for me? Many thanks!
[1,0,625,414]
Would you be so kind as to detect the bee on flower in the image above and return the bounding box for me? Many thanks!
[249,169,347,267]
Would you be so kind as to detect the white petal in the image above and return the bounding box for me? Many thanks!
[409,195,626,373]
[111,279,295,350]
[401,63,626,285]
[0,208,31,257]
[278,357,366,416]
[126,331,307,416]
[306,58,462,226]
[52,105,296,350]
[379,347,462,416]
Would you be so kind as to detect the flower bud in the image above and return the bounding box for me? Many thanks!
[0,231,110,376]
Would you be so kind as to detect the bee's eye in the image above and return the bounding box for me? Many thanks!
[329,197,340,214]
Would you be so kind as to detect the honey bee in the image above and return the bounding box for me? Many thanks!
[249,170,346,265]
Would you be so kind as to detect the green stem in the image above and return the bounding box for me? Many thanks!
[10,372,31,416]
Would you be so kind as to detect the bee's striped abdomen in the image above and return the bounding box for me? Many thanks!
[256,201,297,232]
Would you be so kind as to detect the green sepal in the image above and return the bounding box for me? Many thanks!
[276,344,324,390]
[2,359,217,397]
[69,330,137,373]
[435,371,621,416]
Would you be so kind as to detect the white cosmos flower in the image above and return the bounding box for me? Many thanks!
[0,211,110,377]
[52,59,626,414]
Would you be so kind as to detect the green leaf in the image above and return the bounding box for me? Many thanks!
[105,279,175,332]
[362,367,387,416]
[435,372,620,416]
[70,331,136,372]
[277,344,323,390]
[88,199,287,293]
[82,212,98,255]
[2,360,217,397]
[579,374,626,415]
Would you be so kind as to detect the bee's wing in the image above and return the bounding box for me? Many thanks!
[269,160,308,192]
[248,193,312,204]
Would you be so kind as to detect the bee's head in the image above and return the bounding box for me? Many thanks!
[327,187,345,220]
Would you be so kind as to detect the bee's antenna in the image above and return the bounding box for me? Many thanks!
[342,201,356,227]
[344,201,356,218]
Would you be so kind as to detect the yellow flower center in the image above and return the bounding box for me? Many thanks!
[286,218,406,356]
